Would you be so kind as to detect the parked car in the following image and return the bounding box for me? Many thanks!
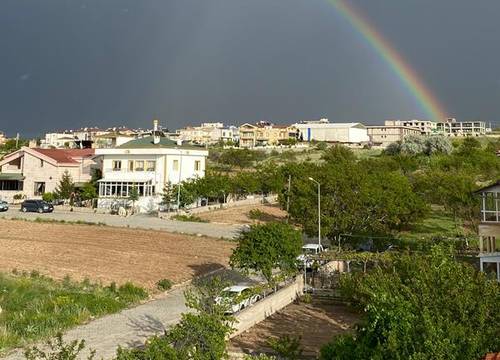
[215,285,261,314]
[0,201,8,212]
[20,200,54,213]
[297,243,326,268]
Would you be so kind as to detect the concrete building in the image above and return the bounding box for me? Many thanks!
[475,182,500,281]
[387,119,438,135]
[95,123,208,213]
[177,122,239,145]
[0,132,6,146]
[437,118,487,137]
[293,119,369,144]
[0,147,96,202]
[367,123,421,147]
[238,122,297,148]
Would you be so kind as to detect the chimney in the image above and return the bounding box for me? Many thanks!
[153,119,160,144]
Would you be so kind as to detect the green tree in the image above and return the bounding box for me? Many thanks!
[80,182,97,201]
[320,246,500,360]
[128,186,139,213]
[25,332,95,360]
[55,171,75,200]
[115,276,234,360]
[230,222,302,285]
[162,182,176,211]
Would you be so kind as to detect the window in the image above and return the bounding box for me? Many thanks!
[194,160,201,171]
[34,182,45,196]
[146,160,156,171]
[135,160,144,171]
[128,160,134,172]
[40,159,44,168]
[112,160,122,171]
[173,160,179,171]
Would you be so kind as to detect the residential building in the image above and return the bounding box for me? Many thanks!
[0,147,96,202]
[176,122,239,145]
[367,123,421,147]
[238,122,297,148]
[475,181,500,281]
[293,119,369,144]
[93,132,137,149]
[95,122,208,212]
[387,119,437,135]
[437,118,487,137]
[41,132,79,149]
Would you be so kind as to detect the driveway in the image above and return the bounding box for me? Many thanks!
[0,208,244,239]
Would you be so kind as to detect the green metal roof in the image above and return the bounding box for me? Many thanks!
[0,173,24,181]
[117,136,205,150]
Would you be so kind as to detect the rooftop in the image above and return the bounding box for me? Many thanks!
[33,148,95,164]
[117,136,204,150]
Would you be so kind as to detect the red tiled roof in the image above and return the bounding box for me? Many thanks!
[484,353,500,360]
[32,148,95,164]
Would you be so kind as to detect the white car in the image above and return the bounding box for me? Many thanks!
[216,285,261,314]
[297,244,325,268]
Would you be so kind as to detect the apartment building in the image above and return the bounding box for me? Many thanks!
[367,123,421,147]
[293,119,369,144]
[475,182,500,281]
[94,125,208,213]
[437,118,487,137]
[238,122,297,148]
[0,147,96,202]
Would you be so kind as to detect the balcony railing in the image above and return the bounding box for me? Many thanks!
[479,236,500,254]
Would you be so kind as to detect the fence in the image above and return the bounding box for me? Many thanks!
[230,275,304,338]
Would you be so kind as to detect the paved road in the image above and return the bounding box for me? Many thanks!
[0,208,245,239]
[3,288,188,360]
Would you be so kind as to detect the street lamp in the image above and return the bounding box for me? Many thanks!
[308,177,321,246]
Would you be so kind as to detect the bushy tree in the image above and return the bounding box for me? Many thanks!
[80,182,97,201]
[55,171,75,200]
[230,222,302,285]
[320,246,500,360]
[115,276,234,360]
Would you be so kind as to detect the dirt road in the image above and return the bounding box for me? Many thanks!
[0,219,234,289]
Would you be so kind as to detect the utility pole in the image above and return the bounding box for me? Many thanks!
[15,133,19,148]
[286,174,291,223]
[308,177,321,246]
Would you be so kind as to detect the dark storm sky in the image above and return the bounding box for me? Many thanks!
[1,0,500,137]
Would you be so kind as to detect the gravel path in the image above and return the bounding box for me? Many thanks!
[1,208,244,239]
[2,288,188,360]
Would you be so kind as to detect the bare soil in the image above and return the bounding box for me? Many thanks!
[0,219,234,289]
[229,301,359,358]
[197,204,287,224]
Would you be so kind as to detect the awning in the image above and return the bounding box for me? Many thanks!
[0,173,25,181]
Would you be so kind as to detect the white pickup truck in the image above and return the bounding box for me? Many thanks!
[297,244,326,268]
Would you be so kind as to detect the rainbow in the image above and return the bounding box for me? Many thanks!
[327,0,447,121]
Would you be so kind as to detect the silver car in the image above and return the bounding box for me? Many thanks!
[0,201,9,212]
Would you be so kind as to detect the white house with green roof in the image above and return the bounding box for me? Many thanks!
[94,128,208,212]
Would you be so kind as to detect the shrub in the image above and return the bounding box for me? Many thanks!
[42,192,55,203]
[248,209,265,220]
[156,279,173,291]
[25,333,95,360]
[268,335,303,360]
[300,293,312,304]
[171,214,208,223]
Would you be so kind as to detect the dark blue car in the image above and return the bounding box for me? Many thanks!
[20,200,54,213]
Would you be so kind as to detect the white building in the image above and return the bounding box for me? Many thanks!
[436,118,487,137]
[294,119,369,144]
[95,128,208,213]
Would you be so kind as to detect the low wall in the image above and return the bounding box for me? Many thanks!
[230,276,304,338]
[187,195,277,215]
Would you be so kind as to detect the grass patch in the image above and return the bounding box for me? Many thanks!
[0,271,147,352]
[401,210,468,241]
[171,214,209,223]
[4,217,106,227]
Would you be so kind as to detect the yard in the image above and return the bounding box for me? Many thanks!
[0,219,235,289]
[196,203,287,224]
[229,300,359,358]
